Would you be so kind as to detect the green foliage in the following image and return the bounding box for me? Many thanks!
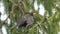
[1,0,60,34]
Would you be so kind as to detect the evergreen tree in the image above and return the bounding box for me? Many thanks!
[0,0,60,34]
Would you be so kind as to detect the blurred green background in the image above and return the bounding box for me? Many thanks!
[0,0,60,34]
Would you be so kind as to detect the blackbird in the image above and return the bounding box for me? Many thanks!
[11,12,35,29]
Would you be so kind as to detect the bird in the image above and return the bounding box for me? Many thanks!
[11,12,35,29]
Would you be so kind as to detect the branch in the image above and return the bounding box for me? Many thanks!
[1,11,12,25]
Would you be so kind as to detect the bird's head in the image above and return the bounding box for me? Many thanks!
[28,9,36,16]
[29,12,36,16]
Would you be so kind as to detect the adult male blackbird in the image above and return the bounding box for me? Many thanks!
[11,12,35,29]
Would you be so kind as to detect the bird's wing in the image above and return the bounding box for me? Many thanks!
[25,14,34,26]
[11,16,26,29]
[15,16,27,27]
[27,16,34,26]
